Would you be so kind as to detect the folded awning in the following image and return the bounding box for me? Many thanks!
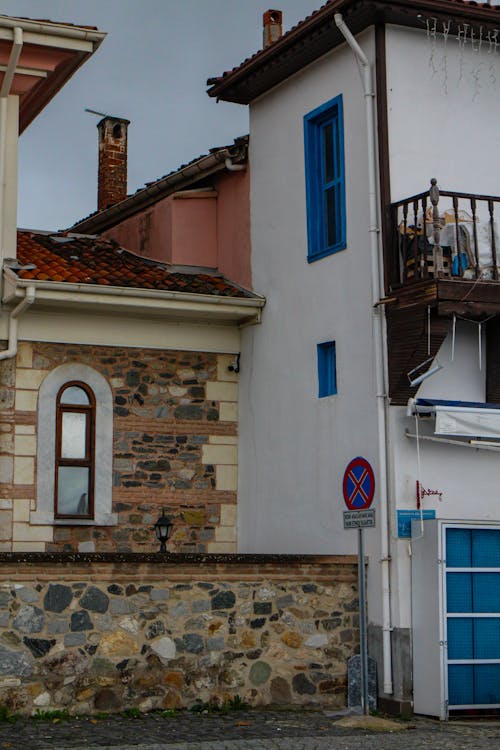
[409,398,500,439]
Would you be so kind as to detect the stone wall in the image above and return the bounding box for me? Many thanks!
[0,341,239,553]
[0,553,358,716]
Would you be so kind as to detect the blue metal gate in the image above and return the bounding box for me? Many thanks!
[445,527,500,709]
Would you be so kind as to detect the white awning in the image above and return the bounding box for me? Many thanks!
[409,399,500,439]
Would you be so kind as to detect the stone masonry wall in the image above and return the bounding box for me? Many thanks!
[0,341,239,554]
[0,554,358,716]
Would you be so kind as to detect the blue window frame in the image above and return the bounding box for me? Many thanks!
[317,341,337,398]
[304,94,346,262]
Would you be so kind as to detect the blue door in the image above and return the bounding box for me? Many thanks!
[445,528,500,709]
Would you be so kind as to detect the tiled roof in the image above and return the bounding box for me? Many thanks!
[207,0,499,103]
[4,16,98,30]
[14,231,254,298]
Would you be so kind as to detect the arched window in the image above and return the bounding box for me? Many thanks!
[55,382,95,519]
[32,363,116,528]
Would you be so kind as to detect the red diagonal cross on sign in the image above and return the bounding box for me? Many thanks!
[347,468,369,505]
[343,457,375,511]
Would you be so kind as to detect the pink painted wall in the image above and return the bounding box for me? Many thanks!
[103,168,251,288]
[171,194,217,267]
[214,168,251,290]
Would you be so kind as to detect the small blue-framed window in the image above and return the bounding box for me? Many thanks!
[304,94,346,262]
[317,341,337,398]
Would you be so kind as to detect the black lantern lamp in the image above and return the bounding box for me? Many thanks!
[154,509,173,553]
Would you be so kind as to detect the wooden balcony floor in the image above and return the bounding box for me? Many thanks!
[386,278,500,318]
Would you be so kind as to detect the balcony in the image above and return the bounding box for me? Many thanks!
[385,181,500,318]
[383,181,500,405]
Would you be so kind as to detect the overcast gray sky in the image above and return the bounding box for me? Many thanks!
[0,0,320,231]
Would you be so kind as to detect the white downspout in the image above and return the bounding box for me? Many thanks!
[0,284,35,361]
[334,13,393,696]
[224,157,246,172]
[0,26,23,290]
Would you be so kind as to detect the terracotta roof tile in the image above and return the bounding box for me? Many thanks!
[15,231,255,298]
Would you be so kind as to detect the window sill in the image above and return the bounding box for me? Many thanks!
[30,511,118,526]
[307,242,346,264]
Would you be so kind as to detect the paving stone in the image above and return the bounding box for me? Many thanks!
[0,711,497,750]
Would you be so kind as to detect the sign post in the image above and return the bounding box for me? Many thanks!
[342,457,375,715]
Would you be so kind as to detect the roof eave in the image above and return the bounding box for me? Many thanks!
[207,0,500,105]
[2,269,265,326]
[0,16,106,133]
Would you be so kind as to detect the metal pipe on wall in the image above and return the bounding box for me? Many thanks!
[334,12,393,697]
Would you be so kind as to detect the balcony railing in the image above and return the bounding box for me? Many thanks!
[388,181,500,290]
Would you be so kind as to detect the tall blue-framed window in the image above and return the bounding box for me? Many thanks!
[317,341,337,398]
[304,94,346,262]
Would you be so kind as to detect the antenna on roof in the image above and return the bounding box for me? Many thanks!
[84,108,108,117]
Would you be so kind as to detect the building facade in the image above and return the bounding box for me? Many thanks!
[208,0,500,716]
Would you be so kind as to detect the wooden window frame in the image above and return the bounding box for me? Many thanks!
[54,381,96,520]
[304,94,346,263]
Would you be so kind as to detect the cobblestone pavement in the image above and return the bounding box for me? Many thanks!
[0,710,498,750]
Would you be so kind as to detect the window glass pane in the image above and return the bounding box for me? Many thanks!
[57,467,89,515]
[61,412,87,458]
[323,122,334,183]
[60,386,90,405]
[325,186,339,247]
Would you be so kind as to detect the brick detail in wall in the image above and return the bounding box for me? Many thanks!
[0,342,239,554]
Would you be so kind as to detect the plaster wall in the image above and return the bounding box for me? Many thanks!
[239,29,384,621]
[214,169,252,290]
[103,192,218,267]
[386,25,500,200]
[387,323,498,632]
[0,309,241,353]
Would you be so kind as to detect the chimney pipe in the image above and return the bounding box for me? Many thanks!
[263,9,282,48]
[97,115,130,211]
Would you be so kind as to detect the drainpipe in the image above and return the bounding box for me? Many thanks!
[334,13,393,696]
[224,157,246,172]
[0,285,35,361]
[0,27,23,293]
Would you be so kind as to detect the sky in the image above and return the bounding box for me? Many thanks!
[0,0,321,231]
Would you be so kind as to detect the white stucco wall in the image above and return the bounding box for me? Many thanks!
[388,322,498,630]
[386,24,500,200]
[239,29,385,621]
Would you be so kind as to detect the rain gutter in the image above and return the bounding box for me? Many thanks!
[3,270,265,325]
[0,15,105,45]
[334,13,393,696]
[72,145,247,235]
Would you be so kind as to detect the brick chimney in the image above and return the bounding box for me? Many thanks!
[263,9,282,48]
[97,116,130,211]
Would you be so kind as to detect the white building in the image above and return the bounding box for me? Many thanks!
[208,0,500,717]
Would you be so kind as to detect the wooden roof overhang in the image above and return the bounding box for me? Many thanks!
[207,0,499,104]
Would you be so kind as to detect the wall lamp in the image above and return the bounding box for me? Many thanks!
[154,508,173,553]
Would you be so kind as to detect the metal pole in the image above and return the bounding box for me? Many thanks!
[358,526,369,714]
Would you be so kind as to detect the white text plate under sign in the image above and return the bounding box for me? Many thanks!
[343,509,376,529]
